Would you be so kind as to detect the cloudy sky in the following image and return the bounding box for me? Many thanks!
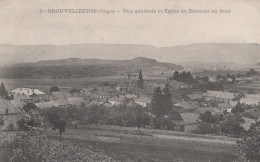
[0,0,259,47]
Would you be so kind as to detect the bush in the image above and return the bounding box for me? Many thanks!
[49,86,60,92]
[237,121,260,161]
[194,123,219,135]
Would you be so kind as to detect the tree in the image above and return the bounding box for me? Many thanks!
[200,111,216,123]
[237,120,260,161]
[162,84,172,114]
[107,107,124,126]
[230,74,236,83]
[249,68,258,76]
[18,103,42,131]
[219,115,245,136]
[221,76,227,81]
[167,109,183,122]
[86,105,106,126]
[195,122,217,135]
[69,88,80,94]
[151,87,163,117]
[226,73,231,78]
[53,120,66,140]
[202,76,209,83]
[0,82,8,99]
[173,71,180,81]
[231,102,244,114]
[216,74,222,80]
[137,69,144,89]
[45,108,66,139]
[49,86,60,92]
[22,103,38,113]
[123,106,150,134]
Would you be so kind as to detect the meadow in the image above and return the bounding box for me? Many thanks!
[47,125,238,162]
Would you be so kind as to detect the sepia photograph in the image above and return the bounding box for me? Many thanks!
[0,0,260,161]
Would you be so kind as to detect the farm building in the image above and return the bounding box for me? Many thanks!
[196,107,220,115]
[0,98,21,130]
[108,96,125,106]
[134,97,151,107]
[240,94,260,106]
[174,101,197,113]
[67,97,86,107]
[202,90,237,103]
[217,103,233,114]
[11,88,49,103]
[51,91,73,99]
[187,94,203,102]
[174,113,199,132]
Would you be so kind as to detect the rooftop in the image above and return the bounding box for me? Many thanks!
[0,98,20,115]
[202,91,237,99]
[11,88,46,96]
[197,107,220,114]
[135,97,151,103]
[178,113,199,125]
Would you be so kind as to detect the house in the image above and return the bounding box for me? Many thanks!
[174,113,199,132]
[51,99,71,108]
[103,102,114,108]
[108,96,125,106]
[96,86,118,99]
[125,94,138,100]
[242,108,260,119]
[168,80,189,90]
[11,88,49,103]
[127,101,140,108]
[240,98,260,107]
[67,97,86,107]
[116,80,136,93]
[196,107,220,115]
[240,94,260,106]
[202,90,237,103]
[10,94,27,108]
[89,100,104,106]
[134,97,151,107]
[35,99,72,109]
[217,103,233,114]
[35,102,55,109]
[0,98,21,130]
[174,101,196,112]
[51,91,73,100]
[187,94,203,102]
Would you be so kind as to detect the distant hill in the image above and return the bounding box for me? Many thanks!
[0,57,183,79]
[0,43,259,66]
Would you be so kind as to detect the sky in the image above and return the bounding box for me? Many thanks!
[0,0,260,47]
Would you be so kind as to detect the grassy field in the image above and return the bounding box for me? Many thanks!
[47,125,238,162]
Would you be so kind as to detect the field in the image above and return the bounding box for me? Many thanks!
[47,125,238,162]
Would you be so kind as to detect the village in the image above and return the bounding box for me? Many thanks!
[1,68,260,135]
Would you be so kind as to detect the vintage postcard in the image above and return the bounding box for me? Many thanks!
[0,0,260,161]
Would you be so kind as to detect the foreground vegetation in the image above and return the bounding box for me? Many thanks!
[0,130,117,162]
